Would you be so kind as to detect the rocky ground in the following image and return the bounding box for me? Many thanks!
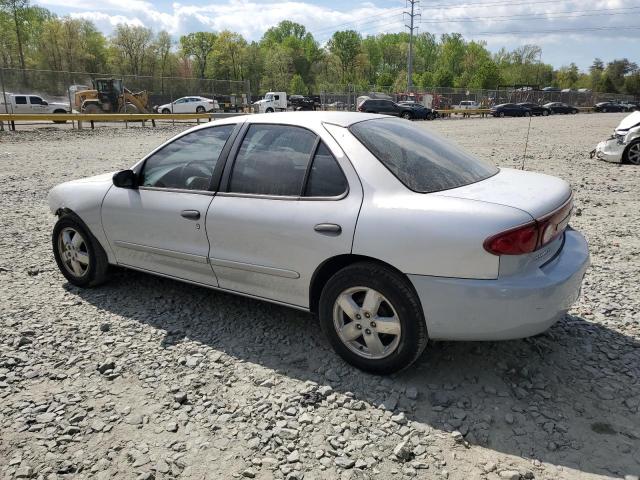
[0,113,638,480]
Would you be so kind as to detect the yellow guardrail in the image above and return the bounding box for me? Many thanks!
[0,112,214,131]
[436,108,491,114]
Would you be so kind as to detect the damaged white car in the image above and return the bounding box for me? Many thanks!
[591,111,640,165]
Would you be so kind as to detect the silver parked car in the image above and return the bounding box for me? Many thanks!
[48,112,590,374]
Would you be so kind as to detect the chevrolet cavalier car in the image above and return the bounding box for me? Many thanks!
[591,111,640,164]
[48,112,590,374]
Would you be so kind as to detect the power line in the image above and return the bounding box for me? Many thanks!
[405,0,420,91]
[419,6,640,24]
[309,8,405,36]
[463,25,640,36]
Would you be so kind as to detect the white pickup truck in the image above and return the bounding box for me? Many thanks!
[1,93,71,121]
[253,92,287,113]
[454,100,480,110]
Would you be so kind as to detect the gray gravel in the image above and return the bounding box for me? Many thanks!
[1,114,639,480]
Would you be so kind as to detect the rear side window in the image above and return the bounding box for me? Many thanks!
[229,124,316,196]
[304,143,348,197]
[140,125,234,190]
[350,118,498,193]
[15,96,27,104]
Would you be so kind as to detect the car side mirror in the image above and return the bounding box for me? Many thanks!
[41,101,48,105]
[113,170,137,189]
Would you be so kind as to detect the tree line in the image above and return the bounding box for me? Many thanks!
[1,0,639,96]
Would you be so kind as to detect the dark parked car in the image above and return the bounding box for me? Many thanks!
[490,103,532,117]
[543,102,579,114]
[593,101,627,113]
[358,99,417,119]
[289,95,315,111]
[517,103,551,116]
[397,101,437,120]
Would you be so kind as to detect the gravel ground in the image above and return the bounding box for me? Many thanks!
[1,114,638,480]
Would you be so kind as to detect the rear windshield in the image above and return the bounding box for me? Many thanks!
[349,118,498,193]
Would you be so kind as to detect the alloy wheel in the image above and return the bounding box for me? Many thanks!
[333,286,401,359]
[57,227,90,278]
[628,143,640,165]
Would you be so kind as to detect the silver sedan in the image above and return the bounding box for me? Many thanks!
[48,112,590,374]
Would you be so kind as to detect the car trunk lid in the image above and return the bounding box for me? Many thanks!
[435,168,571,219]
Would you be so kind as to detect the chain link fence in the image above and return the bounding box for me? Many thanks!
[0,68,252,114]
[318,84,635,111]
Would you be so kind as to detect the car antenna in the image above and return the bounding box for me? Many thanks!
[522,49,544,170]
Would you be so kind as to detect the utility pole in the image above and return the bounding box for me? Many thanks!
[405,0,420,92]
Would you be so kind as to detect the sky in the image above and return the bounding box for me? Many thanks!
[33,0,640,70]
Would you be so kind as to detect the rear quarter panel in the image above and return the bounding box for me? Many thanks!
[323,123,532,279]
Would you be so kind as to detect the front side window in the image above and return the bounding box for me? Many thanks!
[140,125,234,191]
[304,143,348,197]
[29,96,42,105]
[229,124,316,196]
[350,118,498,194]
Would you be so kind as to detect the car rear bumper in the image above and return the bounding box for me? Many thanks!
[408,229,590,341]
[594,137,624,163]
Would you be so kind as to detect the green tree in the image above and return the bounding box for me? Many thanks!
[213,30,247,80]
[289,73,307,94]
[0,0,28,74]
[624,72,640,96]
[110,24,154,76]
[180,31,217,79]
[328,30,361,83]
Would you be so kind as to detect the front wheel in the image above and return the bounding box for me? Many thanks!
[319,262,428,374]
[624,141,640,165]
[265,108,274,113]
[542,110,549,116]
[524,111,530,117]
[401,111,413,120]
[52,215,110,287]
[499,111,505,117]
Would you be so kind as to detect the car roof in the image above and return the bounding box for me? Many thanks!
[186,111,384,133]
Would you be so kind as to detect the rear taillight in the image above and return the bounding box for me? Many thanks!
[484,196,573,256]
[484,222,538,255]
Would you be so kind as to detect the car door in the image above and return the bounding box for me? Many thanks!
[206,122,363,308]
[172,98,186,113]
[13,96,28,113]
[101,123,237,285]
[29,96,47,113]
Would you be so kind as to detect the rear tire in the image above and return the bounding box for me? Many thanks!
[52,215,110,288]
[318,262,428,374]
[196,106,205,113]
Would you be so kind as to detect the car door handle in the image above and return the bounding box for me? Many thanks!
[314,223,342,235]
[181,210,200,220]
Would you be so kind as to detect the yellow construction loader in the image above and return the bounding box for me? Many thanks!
[73,78,150,114]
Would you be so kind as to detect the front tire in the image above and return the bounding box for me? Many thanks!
[499,111,505,117]
[265,108,274,113]
[52,215,110,287]
[623,140,640,165]
[401,111,413,120]
[318,262,428,374]
[162,108,171,114]
[542,110,549,116]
